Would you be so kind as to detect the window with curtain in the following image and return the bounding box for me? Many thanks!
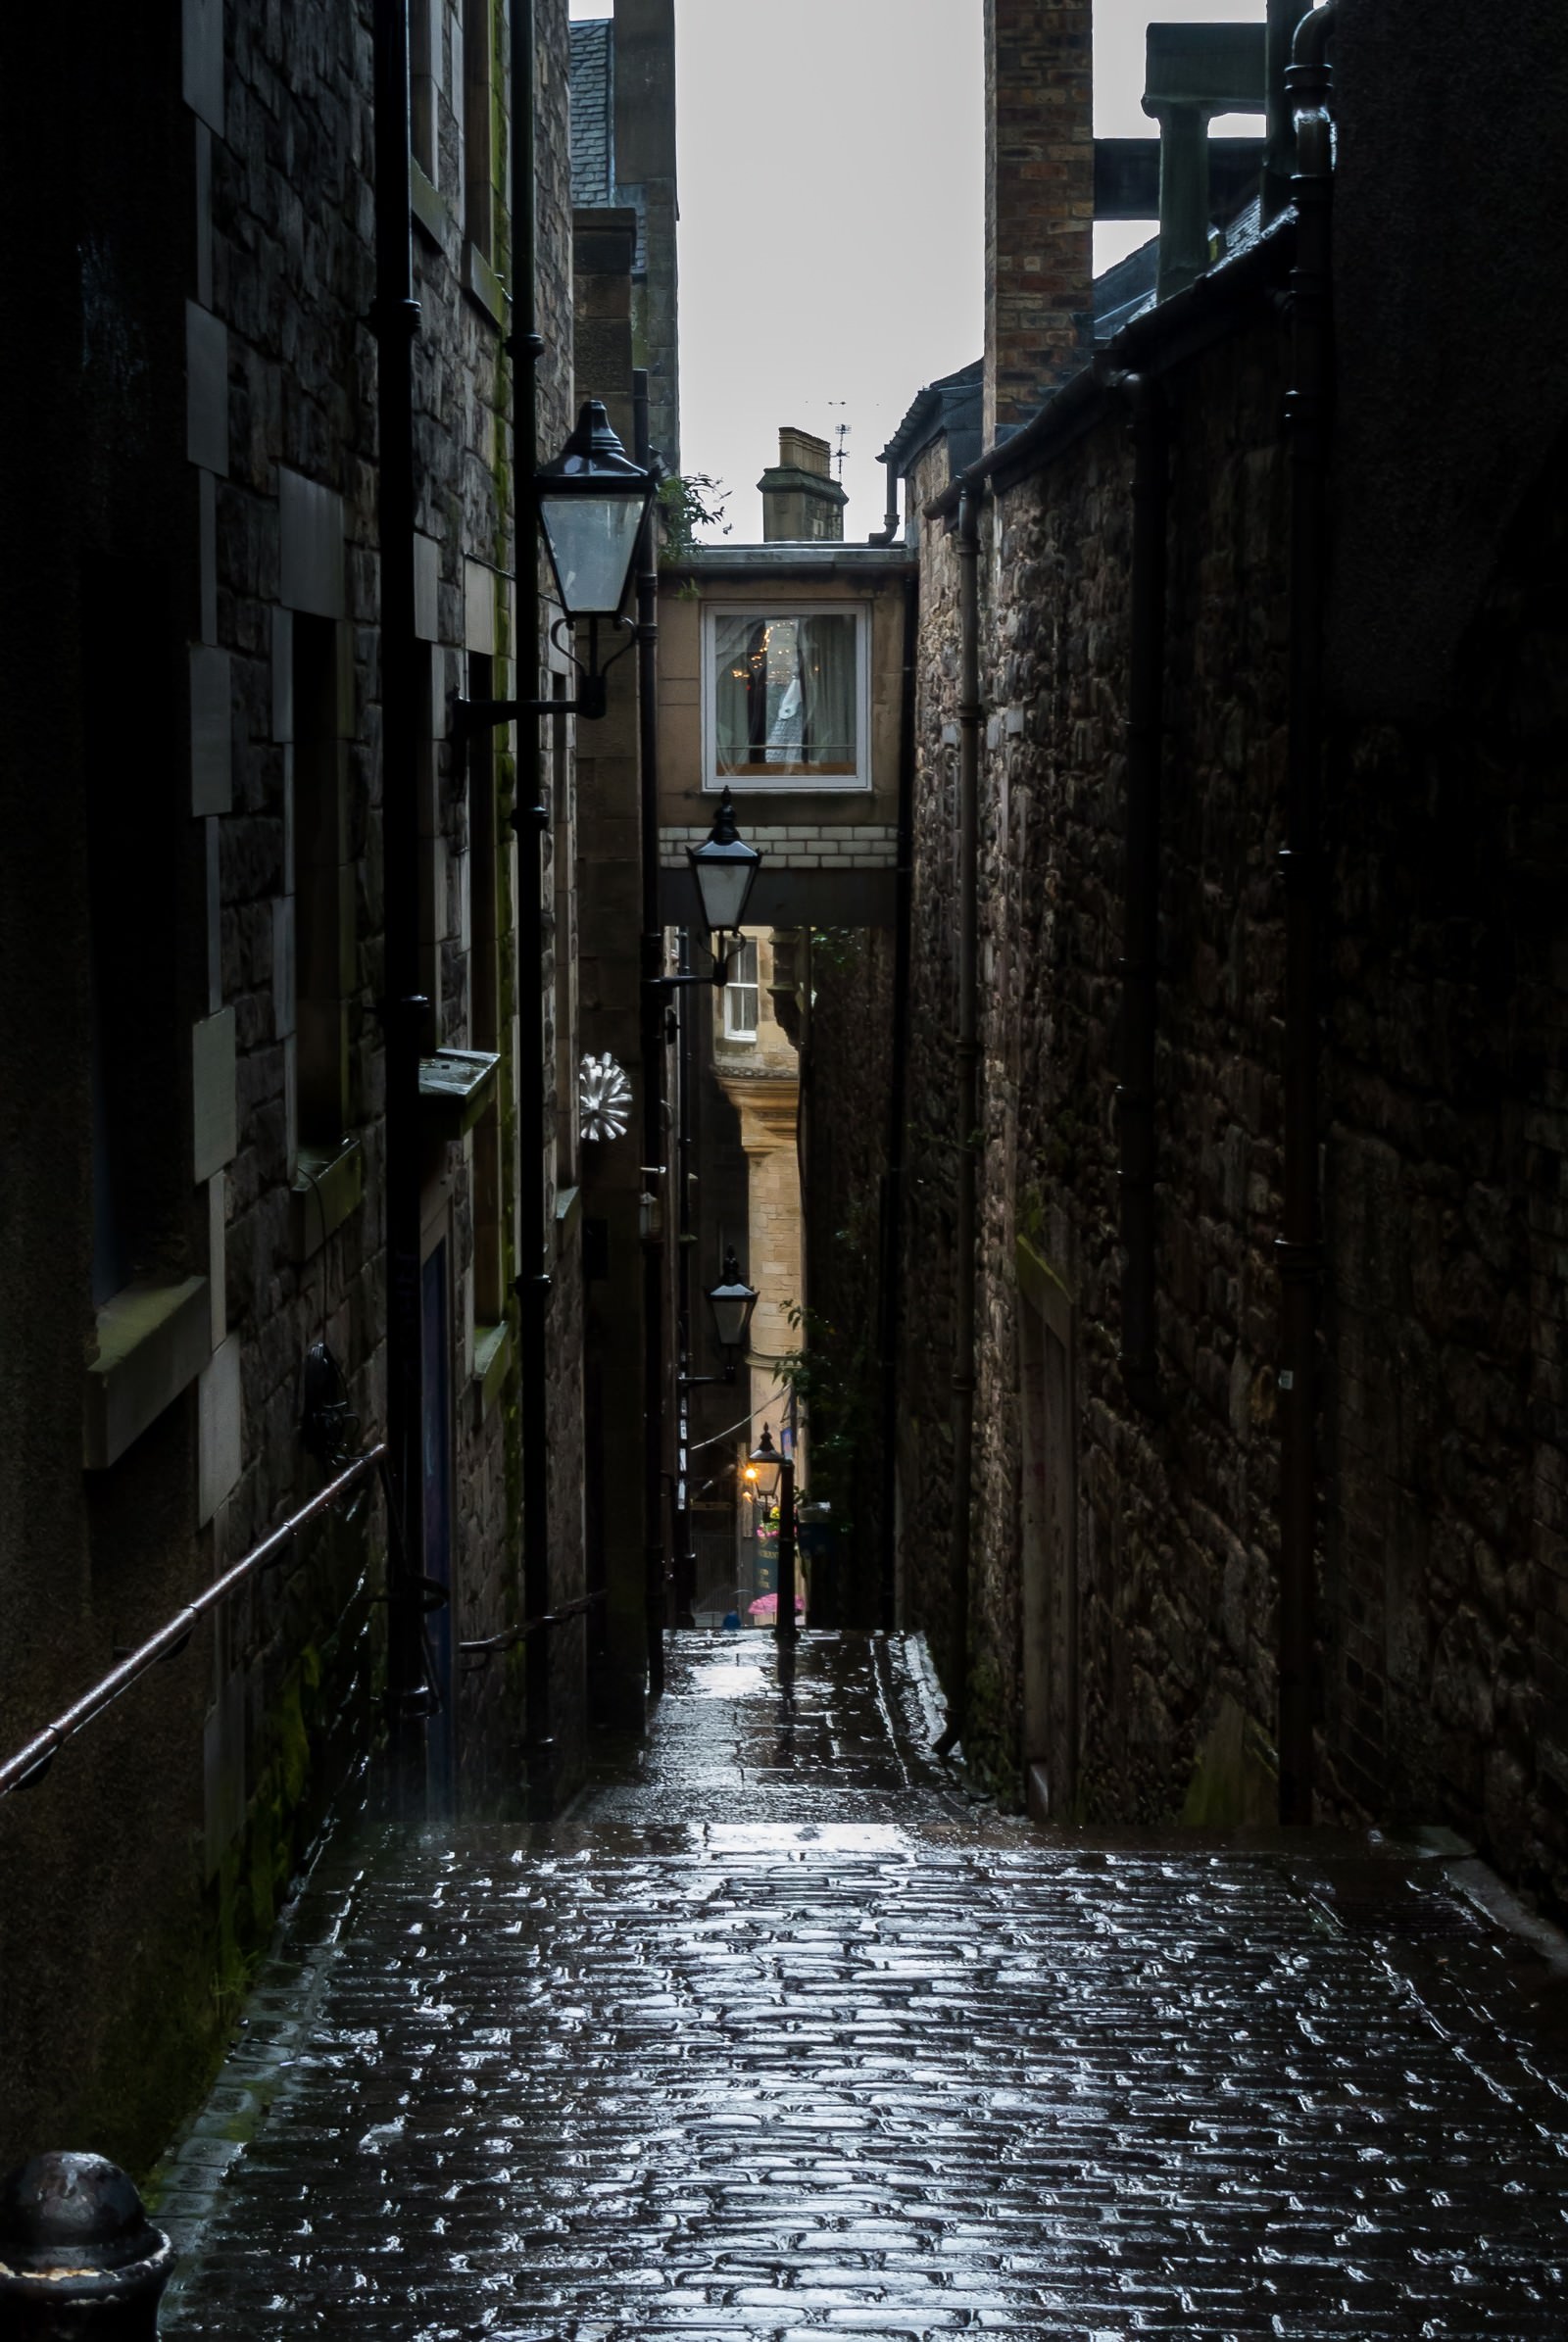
[709,607,865,787]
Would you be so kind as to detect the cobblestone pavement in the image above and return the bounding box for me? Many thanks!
[161,1632,1568,2338]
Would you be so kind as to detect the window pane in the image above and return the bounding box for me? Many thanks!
[724,983,759,1040]
[713,612,858,777]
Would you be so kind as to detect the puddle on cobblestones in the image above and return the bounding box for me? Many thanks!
[689,1660,773,1698]
[700,1824,910,1856]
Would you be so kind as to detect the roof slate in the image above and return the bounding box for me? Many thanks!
[569,20,613,208]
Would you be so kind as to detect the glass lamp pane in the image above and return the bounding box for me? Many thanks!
[710,1281,756,1350]
[691,851,757,934]
[539,495,644,617]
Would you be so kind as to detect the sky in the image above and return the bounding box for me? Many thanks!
[570,0,1267,542]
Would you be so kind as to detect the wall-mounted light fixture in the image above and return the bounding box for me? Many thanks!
[653,790,764,994]
[457,402,655,734]
[679,1248,759,1390]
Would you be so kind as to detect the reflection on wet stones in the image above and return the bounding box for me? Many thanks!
[162,1633,1568,2338]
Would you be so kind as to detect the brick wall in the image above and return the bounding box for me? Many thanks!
[983,0,1094,445]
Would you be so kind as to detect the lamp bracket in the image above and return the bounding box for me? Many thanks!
[649,933,735,993]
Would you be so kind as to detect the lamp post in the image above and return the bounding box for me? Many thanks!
[458,397,655,1792]
[749,1419,797,1647]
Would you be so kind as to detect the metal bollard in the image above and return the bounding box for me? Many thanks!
[0,2154,173,2339]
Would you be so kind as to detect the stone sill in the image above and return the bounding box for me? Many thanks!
[419,1049,500,1142]
[290,1139,365,1263]
[411,159,448,250]
[472,1320,512,1419]
[463,240,508,331]
[555,1184,581,1254]
[84,1275,211,1470]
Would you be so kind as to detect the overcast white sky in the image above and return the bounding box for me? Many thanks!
[570,0,1265,540]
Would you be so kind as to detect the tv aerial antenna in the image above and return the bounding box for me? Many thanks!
[827,403,851,480]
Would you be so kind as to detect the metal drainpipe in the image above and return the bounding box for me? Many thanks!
[1261,0,1313,220]
[868,455,902,546]
[371,0,430,1739]
[673,925,696,1627]
[936,483,982,1755]
[877,570,918,1632]
[1117,373,1169,1413]
[635,367,668,1697]
[509,0,554,1787]
[1276,0,1337,1826]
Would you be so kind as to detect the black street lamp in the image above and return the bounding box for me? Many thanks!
[535,401,657,623]
[688,789,761,948]
[457,401,656,734]
[678,1249,759,1390]
[749,1416,798,1646]
[748,1424,782,1499]
[655,790,763,993]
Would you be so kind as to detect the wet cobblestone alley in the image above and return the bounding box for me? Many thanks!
[160,1634,1568,2338]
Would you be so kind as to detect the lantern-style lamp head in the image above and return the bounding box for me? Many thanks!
[748,1423,782,1499]
[535,400,656,620]
[688,788,761,940]
[707,1248,758,1358]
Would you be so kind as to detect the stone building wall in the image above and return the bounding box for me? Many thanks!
[0,0,586,2174]
[898,316,1295,1816]
[896,440,964,1684]
[892,258,1568,1920]
[1318,415,1568,1912]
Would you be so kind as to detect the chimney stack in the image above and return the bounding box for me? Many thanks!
[759,428,847,542]
[984,0,1094,446]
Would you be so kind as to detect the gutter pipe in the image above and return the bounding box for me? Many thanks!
[1276,0,1337,1825]
[673,924,696,1627]
[935,482,982,1755]
[868,456,902,545]
[877,571,918,1631]
[370,0,430,1739]
[1117,373,1169,1411]
[635,366,668,1698]
[509,0,555,1788]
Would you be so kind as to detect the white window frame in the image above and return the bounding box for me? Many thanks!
[701,600,872,794]
[722,938,760,1043]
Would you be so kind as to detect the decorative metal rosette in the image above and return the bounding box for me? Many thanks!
[579,1051,632,1142]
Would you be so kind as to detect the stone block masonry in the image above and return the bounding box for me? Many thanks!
[0,0,589,2178]
[885,213,1568,1923]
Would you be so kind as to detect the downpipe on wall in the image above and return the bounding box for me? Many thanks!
[509,0,555,1792]
[878,571,919,1632]
[635,367,668,1698]
[1117,373,1169,1413]
[935,485,983,1758]
[371,0,431,1748]
[1276,0,1337,1826]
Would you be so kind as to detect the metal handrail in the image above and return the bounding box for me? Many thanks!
[459,1586,607,1668]
[0,1444,388,1798]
